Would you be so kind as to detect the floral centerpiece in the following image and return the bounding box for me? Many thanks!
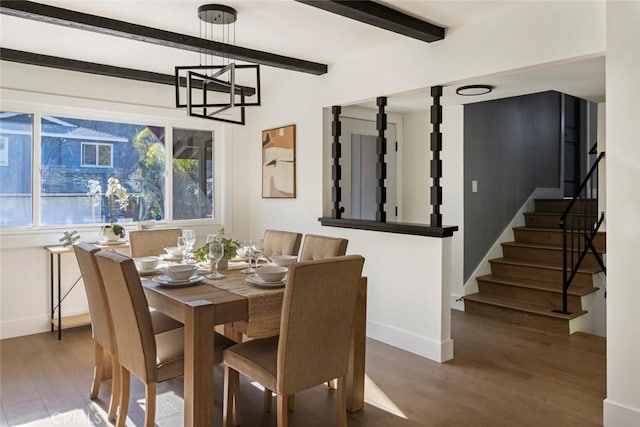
[100,177,129,241]
[193,227,241,265]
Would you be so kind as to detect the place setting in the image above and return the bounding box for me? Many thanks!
[151,264,204,288]
[246,265,288,288]
[133,256,167,276]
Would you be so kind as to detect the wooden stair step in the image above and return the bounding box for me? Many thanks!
[488,257,598,289]
[524,212,599,229]
[512,226,606,251]
[476,274,597,313]
[464,293,586,334]
[501,241,602,268]
[476,274,598,296]
[534,198,597,213]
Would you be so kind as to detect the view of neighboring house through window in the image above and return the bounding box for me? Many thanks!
[173,128,214,220]
[0,112,216,228]
[0,112,33,227]
[40,115,167,226]
[81,142,113,167]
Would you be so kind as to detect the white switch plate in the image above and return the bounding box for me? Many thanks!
[472,180,478,192]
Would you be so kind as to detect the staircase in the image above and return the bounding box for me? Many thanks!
[465,199,606,334]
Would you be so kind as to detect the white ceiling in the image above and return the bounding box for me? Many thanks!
[0,0,605,109]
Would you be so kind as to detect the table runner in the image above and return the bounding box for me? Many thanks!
[200,266,284,338]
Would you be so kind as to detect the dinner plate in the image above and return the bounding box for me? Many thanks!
[136,264,166,276]
[159,253,184,261]
[153,275,204,287]
[246,275,286,288]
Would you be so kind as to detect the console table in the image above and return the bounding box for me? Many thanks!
[45,242,129,339]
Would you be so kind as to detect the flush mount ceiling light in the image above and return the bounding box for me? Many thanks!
[175,4,261,125]
[456,84,493,96]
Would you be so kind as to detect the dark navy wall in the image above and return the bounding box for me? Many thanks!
[464,91,562,281]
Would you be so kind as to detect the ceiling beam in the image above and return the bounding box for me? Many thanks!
[0,48,256,96]
[0,0,328,75]
[294,0,444,43]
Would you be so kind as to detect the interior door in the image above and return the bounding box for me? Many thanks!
[341,117,397,221]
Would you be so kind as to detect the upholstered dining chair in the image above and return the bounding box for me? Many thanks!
[222,255,365,427]
[299,234,348,261]
[94,250,235,427]
[262,229,303,258]
[73,242,183,421]
[129,227,182,258]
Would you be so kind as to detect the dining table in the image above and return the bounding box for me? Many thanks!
[141,264,368,427]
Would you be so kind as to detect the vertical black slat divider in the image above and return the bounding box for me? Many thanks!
[331,106,344,219]
[430,86,443,227]
[376,97,387,223]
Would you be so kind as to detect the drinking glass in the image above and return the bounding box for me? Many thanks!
[250,239,264,271]
[241,240,255,274]
[176,237,187,263]
[207,239,225,279]
[182,229,196,263]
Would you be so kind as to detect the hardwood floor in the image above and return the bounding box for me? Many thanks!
[0,310,605,426]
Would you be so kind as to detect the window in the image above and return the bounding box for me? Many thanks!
[0,110,217,228]
[0,113,33,227]
[40,115,166,226]
[172,128,214,220]
[81,142,112,167]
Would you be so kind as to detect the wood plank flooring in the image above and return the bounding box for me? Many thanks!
[0,310,605,426]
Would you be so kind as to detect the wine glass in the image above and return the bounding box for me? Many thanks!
[241,239,257,274]
[182,229,196,263]
[206,239,225,279]
[176,237,187,263]
[250,238,264,270]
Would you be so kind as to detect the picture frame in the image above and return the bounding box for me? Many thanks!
[262,124,296,198]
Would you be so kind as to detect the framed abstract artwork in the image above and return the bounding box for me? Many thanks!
[262,124,296,198]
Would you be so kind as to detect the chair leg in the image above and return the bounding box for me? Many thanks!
[108,355,121,422]
[144,382,156,427]
[277,395,289,427]
[116,366,131,427]
[264,389,273,412]
[90,342,104,399]
[336,377,347,427]
[223,366,239,427]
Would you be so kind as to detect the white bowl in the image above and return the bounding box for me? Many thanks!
[269,255,298,267]
[164,264,198,281]
[255,265,288,282]
[134,256,159,271]
[164,246,184,258]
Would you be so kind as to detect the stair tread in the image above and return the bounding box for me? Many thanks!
[476,274,598,296]
[489,257,601,274]
[524,211,596,216]
[513,226,606,235]
[464,293,587,320]
[502,241,605,253]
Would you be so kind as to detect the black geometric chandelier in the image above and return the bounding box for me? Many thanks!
[175,4,261,125]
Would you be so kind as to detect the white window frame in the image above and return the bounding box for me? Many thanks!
[0,136,8,166]
[0,93,228,238]
[81,141,113,168]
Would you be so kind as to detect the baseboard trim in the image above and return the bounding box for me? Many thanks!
[0,314,50,340]
[604,398,640,426]
[367,319,453,363]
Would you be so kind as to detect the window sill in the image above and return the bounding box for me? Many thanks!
[318,217,458,238]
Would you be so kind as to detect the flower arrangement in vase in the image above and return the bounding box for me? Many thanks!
[193,227,241,266]
[100,177,129,241]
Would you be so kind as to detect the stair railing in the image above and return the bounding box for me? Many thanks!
[556,151,606,314]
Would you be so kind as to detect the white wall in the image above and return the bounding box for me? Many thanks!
[402,111,431,224]
[603,2,640,425]
[0,1,609,367]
